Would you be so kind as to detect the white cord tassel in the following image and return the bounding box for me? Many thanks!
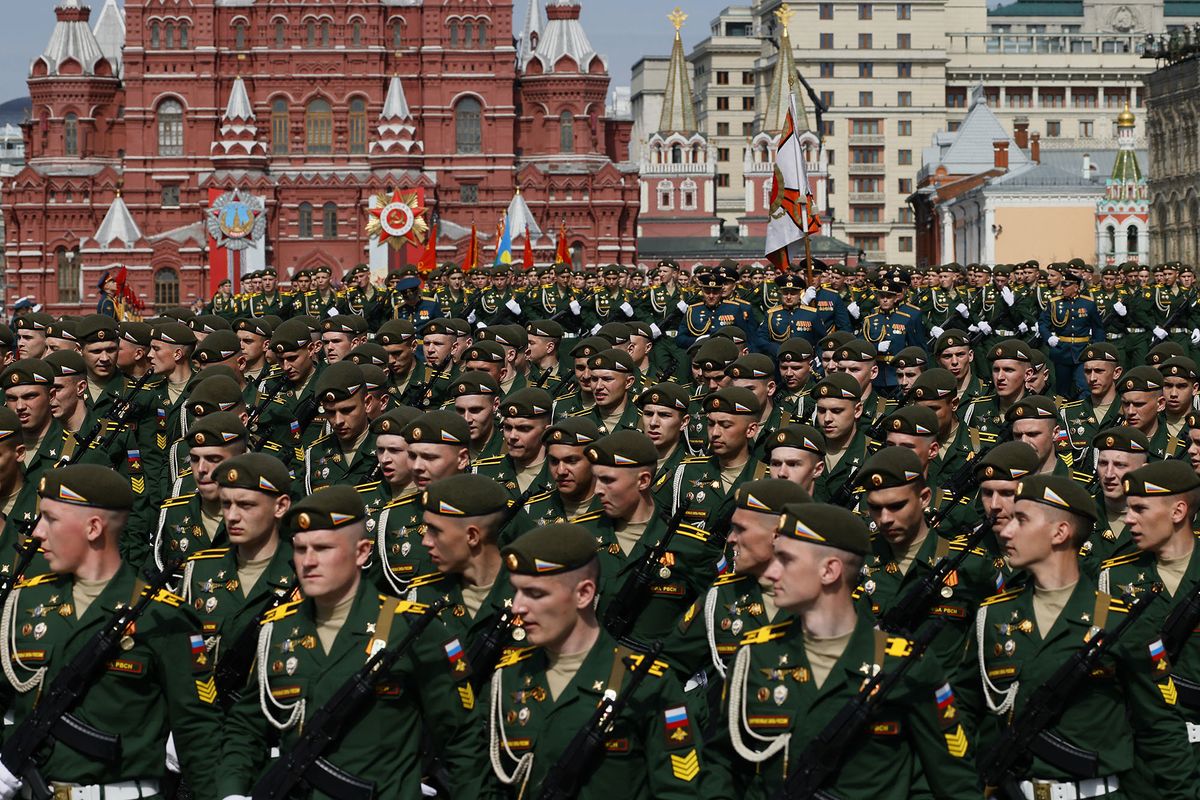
[1,588,45,695]
[703,588,726,678]
[376,506,409,596]
[726,646,789,764]
[256,621,304,731]
[975,606,1018,715]
[489,667,534,793]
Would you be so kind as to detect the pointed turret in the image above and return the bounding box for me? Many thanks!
[93,193,142,249]
[92,0,124,76]
[506,190,544,242]
[371,75,423,166]
[1111,104,1141,184]
[211,76,267,167]
[33,0,111,78]
[517,0,543,65]
[523,0,604,73]
[760,5,809,135]
[1097,103,1148,265]
[657,8,696,134]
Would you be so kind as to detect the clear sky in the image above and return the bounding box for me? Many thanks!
[0,0,731,104]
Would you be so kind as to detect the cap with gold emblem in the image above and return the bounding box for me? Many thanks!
[75,314,118,345]
[234,317,273,339]
[422,318,470,338]
[1078,343,1120,365]
[403,410,470,446]
[1159,356,1200,382]
[151,322,198,347]
[376,319,417,345]
[765,424,826,456]
[527,319,565,339]
[585,429,658,468]
[45,350,85,379]
[14,313,52,332]
[1005,395,1059,423]
[974,441,1040,482]
[314,361,365,404]
[594,323,631,346]
[814,372,863,401]
[187,375,243,416]
[726,354,775,381]
[213,452,291,496]
[990,339,1034,363]
[835,339,878,363]
[1,359,54,389]
[819,331,855,354]
[270,319,314,353]
[1146,342,1187,367]
[449,370,500,398]
[543,418,602,447]
[1119,366,1164,395]
[285,485,367,533]
[348,343,388,368]
[119,321,153,348]
[422,474,510,517]
[186,411,248,449]
[39,464,133,511]
[636,382,690,412]
[775,502,870,556]
[1123,460,1200,497]
[502,387,553,419]
[734,478,811,512]
[194,330,241,365]
[1015,474,1098,522]
[704,386,762,416]
[893,347,929,369]
[856,446,925,491]
[692,337,740,371]
[321,315,369,336]
[0,407,18,444]
[463,341,506,364]
[778,339,815,362]
[370,406,423,437]
[588,348,636,374]
[884,405,939,438]
[501,523,597,576]
[1091,426,1150,455]
[568,337,610,360]
[908,368,956,401]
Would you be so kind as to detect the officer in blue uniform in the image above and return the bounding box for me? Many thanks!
[676,270,754,349]
[861,270,927,396]
[392,275,441,330]
[1037,267,1104,396]
[96,270,120,319]
[753,272,821,357]
[799,260,851,337]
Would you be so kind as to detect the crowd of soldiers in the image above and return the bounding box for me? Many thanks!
[0,252,1198,799]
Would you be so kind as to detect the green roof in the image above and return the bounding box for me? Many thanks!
[988,0,1083,16]
[1111,149,1142,183]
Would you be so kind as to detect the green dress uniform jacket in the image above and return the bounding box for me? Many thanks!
[151,491,228,572]
[488,631,709,800]
[218,582,487,800]
[708,616,977,800]
[0,564,225,793]
[369,489,431,594]
[665,455,770,533]
[303,432,379,494]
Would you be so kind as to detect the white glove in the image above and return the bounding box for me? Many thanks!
[475,321,488,330]
[569,300,582,316]
[1154,326,1169,341]
[0,762,22,800]
[1112,300,1127,317]
[676,300,690,314]
[326,307,340,317]
[977,321,993,335]
[505,298,522,315]
[466,310,477,325]
[620,302,635,318]
[967,324,979,334]
[221,796,250,800]
[802,287,817,305]
[590,324,602,335]
[956,302,970,318]
[847,301,861,319]
[649,323,662,338]
[1191,329,1200,345]
[1047,335,1060,347]
[877,340,891,353]
[421,785,438,798]
[1001,286,1016,306]
[930,326,945,339]
[166,732,179,772]
[1018,322,1029,334]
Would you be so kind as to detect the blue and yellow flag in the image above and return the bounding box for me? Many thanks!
[494,213,513,267]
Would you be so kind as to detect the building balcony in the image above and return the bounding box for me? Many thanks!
[849,133,886,146]
[848,163,887,175]
[849,191,887,203]
[640,162,717,176]
[946,32,1146,57]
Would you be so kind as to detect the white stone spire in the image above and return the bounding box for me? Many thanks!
[372,75,423,157]
[93,193,142,249]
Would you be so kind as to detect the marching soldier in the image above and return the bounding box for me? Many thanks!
[525,418,602,526]
[962,339,1035,437]
[833,339,894,427]
[860,271,927,397]
[677,272,753,350]
[1118,366,1177,459]
[765,423,827,500]
[813,373,870,506]
[754,272,821,358]
[303,361,378,493]
[1063,343,1124,452]
[1038,270,1104,396]
[473,387,554,496]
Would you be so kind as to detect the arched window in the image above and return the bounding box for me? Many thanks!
[455,97,482,153]
[63,113,78,156]
[150,21,160,49]
[271,99,289,155]
[57,247,81,303]
[274,19,286,48]
[164,21,175,49]
[657,180,673,210]
[233,21,246,50]
[1127,225,1139,255]
[391,20,404,49]
[352,20,362,46]
[449,21,459,47]
[157,99,184,156]
[1106,224,1116,253]
[322,203,338,239]
[179,21,190,49]
[319,20,330,48]
[306,20,316,48]
[305,99,332,154]
[478,21,487,46]
[154,269,179,307]
[671,144,682,164]
[559,111,574,153]
[348,98,367,155]
[463,21,474,46]
[298,203,313,238]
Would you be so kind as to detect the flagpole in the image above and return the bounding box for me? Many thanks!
[804,236,813,287]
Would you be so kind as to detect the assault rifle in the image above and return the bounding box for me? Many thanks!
[924,420,1013,532]
[603,501,692,643]
[61,369,156,467]
[536,643,663,800]
[773,617,945,799]
[2,560,184,800]
[251,599,447,800]
[402,353,454,410]
[979,587,1160,799]
[245,377,288,449]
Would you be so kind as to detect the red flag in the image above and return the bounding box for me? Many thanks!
[554,219,570,265]
[522,233,534,270]
[463,224,479,272]
[418,217,439,275]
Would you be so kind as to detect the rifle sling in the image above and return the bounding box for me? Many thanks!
[606,646,633,697]
[367,598,401,655]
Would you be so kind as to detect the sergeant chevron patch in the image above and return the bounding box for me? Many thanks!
[195,677,218,705]
[944,724,968,758]
[669,748,699,781]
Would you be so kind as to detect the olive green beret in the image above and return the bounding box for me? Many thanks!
[835,339,878,363]
[270,319,314,353]
[586,430,658,468]
[422,474,510,517]
[0,407,18,444]
[375,319,417,346]
[727,354,775,381]
[152,321,197,347]
[422,319,469,338]
[527,319,565,339]
[450,370,501,398]
[233,317,273,338]
[734,478,811,512]
[489,325,529,351]
[213,452,291,496]
[348,343,388,368]
[765,424,826,456]
[404,410,469,446]
[819,331,855,353]
[814,372,863,401]
[1092,426,1150,455]
[502,523,597,576]
[989,339,1033,363]
[15,313,52,332]
[193,365,240,390]
[359,365,388,393]
[692,337,740,371]
[191,315,232,334]
[1078,343,1120,365]
[1146,342,1187,366]
[1,359,54,389]
[187,411,248,448]
[776,502,870,556]
[543,418,602,447]
[1006,395,1059,422]
[704,386,762,416]
[38,464,133,511]
[75,314,118,345]
[319,315,367,336]
[371,406,423,437]
[778,339,815,362]
[187,375,243,416]
[595,323,631,346]
[45,350,85,378]
[502,387,553,418]
[884,405,939,438]
[975,440,1039,481]
[1160,356,1199,381]
[1120,366,1164,394]
[589,348,636,374]
[285,484,367,533]
[856,446,924,491]
[1015,475,1098,522]
[194,330,241,365]
[636,382,691,412]
[1123,460,1200,497]
[463,341,506,364]
[569,336,610,360]
[626,321,653,340]
[908,368,956,401]
[46,320,78,342]
[894,347,929,369]
[314,361,366,404]
[934,329,971,355]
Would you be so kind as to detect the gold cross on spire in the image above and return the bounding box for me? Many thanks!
[775,4,795,31]
[668,6,687,33]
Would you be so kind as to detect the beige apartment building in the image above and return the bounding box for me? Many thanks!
[631,0,1197,263]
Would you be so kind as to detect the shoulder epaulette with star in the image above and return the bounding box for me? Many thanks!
[260,598,304,624]
[405,572,446,589]
[16,573,59,589]
[981,587,1025,606]
[713,572,750,587]
[739,619,793,645]
[496,647,537,669]
[1099,551,1142,570]
[161,494,194,509]
[186,548,230,562]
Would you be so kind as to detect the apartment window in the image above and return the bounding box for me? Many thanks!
[898,120,912,136]
[826,150,835,164]
[852,207,882,222]
[820,91,835,109]
[271,99,289,154]
[742,71,754,85]
[820,62,835,78]
[820,3,833,19]
[828,178,835,195]
[946,88,967,108]
[859,4,873,19]
[897,3,912,19]
[898,91,912,107]
[742,122,753,136]
[1072,89,1097,108]
[820,33,834,49]
[898,207,913,222]
[1041,90,1065,108]
[897,62,912,78]
[948,120,961,132]
[897,149,912,165]
[1046,120,1061,137]
[859,62,874,78]
[742,97,755,111]
[851,119,881,135]
[899,236,914,253]
[717,97,730,111]
[821,120,835,137]
[897,33,911,48]
[716,122,730,136]
[1079,120,1094,137]
[860,92,873,107]
[161,185,180,207]
[1008,91,1032,108]
[859,33,873,48]
[898,178,913,193]
[460,184,478,204]
[852,148,881,163]
[716,71,730,85]
[717,147,730,161]
[717,174,731,188]
[298,203,313,238]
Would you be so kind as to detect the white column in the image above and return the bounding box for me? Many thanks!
[940,210,954,263]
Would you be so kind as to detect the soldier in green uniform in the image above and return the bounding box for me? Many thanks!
[571,348,640,434]
[218,485,488,798]
[636,382,693,505]
[356,406,422,517]
[0,407,40,577]
[1080,427,1150,568]
[302,361,378,494]
[319,314,368,365]
[1006,395,1073,477]
[264,318,326,463]
[933,329,989,414]
[726,353,790,461]
[474,387,554,496]
[1160,356,1198,447]
[0,465,224,797]
[765,424,827,500]
[1063,343,1124,452]
[434,264,471,320]
[1117,366,1177,459]
[834,339,894,429]
[962,339,1035,436]
[709,502,978,799]
[338,264,392,330]
[775,338,818,420]
[960,474,1199,799]
[207,278,237,320]
[812,373,870,507]
[524,419,601,528]
[488,522,712,799]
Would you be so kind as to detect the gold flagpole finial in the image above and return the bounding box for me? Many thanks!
[668,7,687,33]
[775,4,795,30]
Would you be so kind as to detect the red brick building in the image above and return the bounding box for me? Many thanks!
[4,0,638,314]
